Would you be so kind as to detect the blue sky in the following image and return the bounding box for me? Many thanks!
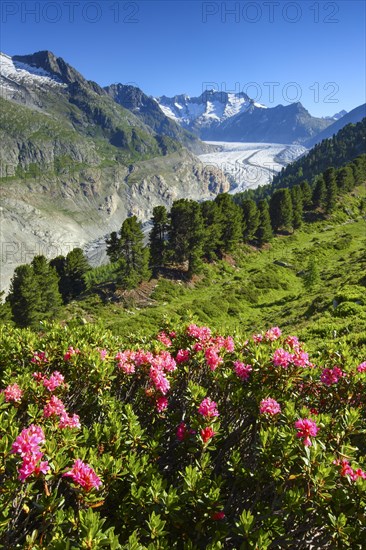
[1,0,365,116]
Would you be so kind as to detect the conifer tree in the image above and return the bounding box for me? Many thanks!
[241,199,259,242]
[200,200,223,261]
[324,167,337,213]
[31,255,62,318]
[169,199,205,275]
[256,200,273,245]
[149,206,169,270]
[290,185,304,229]
[214,193,243,253]
[64,248,90,300]
[7,264,42,327]
[106,232,121,263]
[312,175,326,209]
[269,188,293,232]
[300,180,312,210]
[336,166,354,193]
[118,216,151,288]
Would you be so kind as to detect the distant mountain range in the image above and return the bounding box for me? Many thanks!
[156,91,334,143]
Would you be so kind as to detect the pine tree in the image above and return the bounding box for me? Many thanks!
[312,175,326,209]
[336,166,354,193]
[7,264,42,327]
[290,185,304,229]
[324,167,337,213]
[50,255,68,302]
[215,193,243,253]
[300,180,312,210]
[269,188,293,232]
[200,200,223,261]
[118,216,151,288]
[106,232,121,263]
[256,200,273,245]
[241,199,259,242]
[169,199,205,275]
[31,255,62,319]
[149,206,169,271]
[64,248,90,300]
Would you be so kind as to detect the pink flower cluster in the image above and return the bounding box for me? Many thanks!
[260,398,281,416]
[12,425,50,482]
[63,459,102,491]
[98,348,107,361]
[198,397,219,418]
[43,396,80,429]
[156,396,168,412]
[3,383,23,403]
[357,361,366,373]
[272,348,292,368]
[320,366,345,386]
[295,418,319,447]
[205,348,223,371]
[157,331,172,347]
[187,324,212,341]
[233,361,252,381]
[31,351,48,365]
[265,327,282,341]
[272,347,312,369]
[35,371,65,392]
[253,333,263,343]
[176,349,190,363]
[335,459,366,482]
[64,346,80,361]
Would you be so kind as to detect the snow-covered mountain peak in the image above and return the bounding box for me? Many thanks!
[0,52,66,92]
[157,90,260,130]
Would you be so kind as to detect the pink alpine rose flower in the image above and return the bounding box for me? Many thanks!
[64,346,80,361]
[156,396,168,412]
[252,333,263,343]
[18,453,50,482]
[43,371,65,391]
[176,349,190,363]
[43,396,66,418]
[272,348,292,368]
[31,351,48,365]
[265,327,282,341]
[320,366,344,386]
[260,398,281,416]
[205,348,223,371]
[295,418,319,447]
[12,425,46,458]
[157,331,172,347]
[3,383,23,403]
[63,459,102,491]
[59,413,81,429]
[357,361,366,373]
[233,361,252,381]
[198,397,219,418]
